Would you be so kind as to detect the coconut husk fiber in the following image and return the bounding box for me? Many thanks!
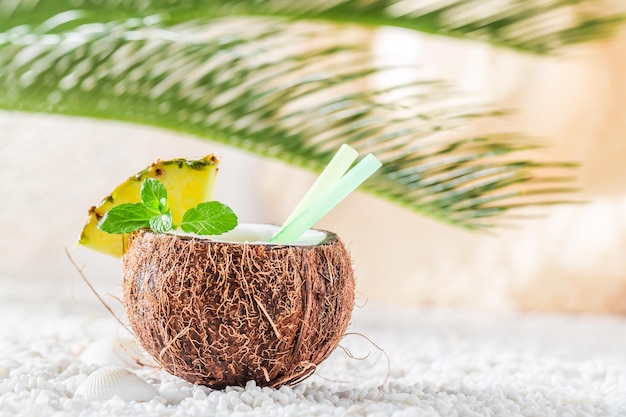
[122,229,355,389]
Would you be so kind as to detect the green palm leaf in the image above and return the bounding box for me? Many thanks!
[0,0,622,53]
[0,16,583,229]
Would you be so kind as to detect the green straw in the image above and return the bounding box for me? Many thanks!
[270,153,382,244]
[280,144,358,228]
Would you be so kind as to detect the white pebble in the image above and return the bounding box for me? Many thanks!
[252,392,270,408]
[34,389,53,405]
[274,391,290,405]
[240,391,254,405]
[235,403,253,412]
[192,389,207,400]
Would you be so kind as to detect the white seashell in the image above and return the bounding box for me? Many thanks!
[75,366,158,402]
[79,337,157,369]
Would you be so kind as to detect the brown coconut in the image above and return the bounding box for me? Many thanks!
[122,228,355,389]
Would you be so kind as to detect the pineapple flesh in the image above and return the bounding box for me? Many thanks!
[78,154,220,258]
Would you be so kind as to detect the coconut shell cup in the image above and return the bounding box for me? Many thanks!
[122,225,355,389]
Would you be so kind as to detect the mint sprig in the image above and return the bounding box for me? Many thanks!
[180,202,238,235]
[141,177,168,213]
[97,178,237,236]
[149,213,173,234]
[98,203,156,234]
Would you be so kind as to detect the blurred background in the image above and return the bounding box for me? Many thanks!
[1,1,625,314]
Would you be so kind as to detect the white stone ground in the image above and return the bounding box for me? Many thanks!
[2,284,626,417]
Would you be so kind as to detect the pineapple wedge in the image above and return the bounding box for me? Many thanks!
[78,154,220,258]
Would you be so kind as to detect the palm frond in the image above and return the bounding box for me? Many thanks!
[0,0,622,54]
[0,18,577,229]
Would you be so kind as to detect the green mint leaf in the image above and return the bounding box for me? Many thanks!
[141,178,168,214]
[180,202,238,235]
[97,203,154,234]
[149,211,173,234]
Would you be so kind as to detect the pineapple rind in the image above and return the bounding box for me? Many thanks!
[78,154,219,258]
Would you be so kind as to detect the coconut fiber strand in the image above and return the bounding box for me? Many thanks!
[123,230,355,389]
